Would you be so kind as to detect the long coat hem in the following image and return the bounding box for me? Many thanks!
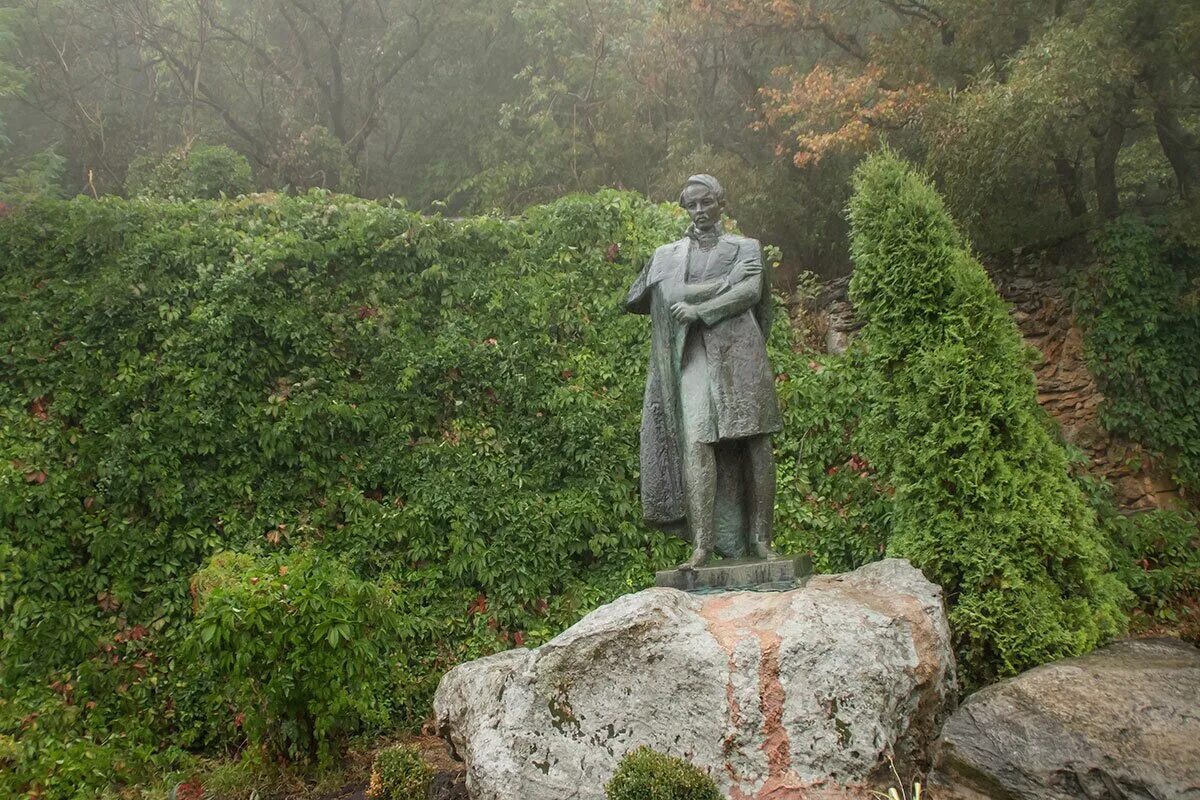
[626,233,781,526]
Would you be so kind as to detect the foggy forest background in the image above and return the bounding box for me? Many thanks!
[0,0,1197,279]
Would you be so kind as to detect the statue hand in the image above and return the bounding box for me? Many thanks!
[671,302,700,324]
[725,259,763,286]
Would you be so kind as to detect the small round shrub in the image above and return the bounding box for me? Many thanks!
[126,143,253,199]
[367,744,433,800]
[187,550,401,764]
[274,124,359,191]
[604,747,722,800]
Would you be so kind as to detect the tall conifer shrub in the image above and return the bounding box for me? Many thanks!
[848,150,1129,684]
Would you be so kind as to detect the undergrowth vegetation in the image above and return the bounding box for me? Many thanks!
[366,744,432,800]
[1107,509,1200,621]
[125,144,255,201]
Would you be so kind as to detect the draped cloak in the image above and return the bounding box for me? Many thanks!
[625,232,782,527]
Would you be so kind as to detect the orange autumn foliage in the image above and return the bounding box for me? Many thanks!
[683,0,931,167]
[759,64,930,168]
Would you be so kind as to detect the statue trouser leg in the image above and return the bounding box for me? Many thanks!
[680,439,716,570]
[745,435,776,559]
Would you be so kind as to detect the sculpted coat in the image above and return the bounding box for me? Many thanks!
[625,230,782,528]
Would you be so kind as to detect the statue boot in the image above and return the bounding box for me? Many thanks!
[680,523,713,571]
[750,531,775,560]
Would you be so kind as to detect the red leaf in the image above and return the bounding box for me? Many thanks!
[28,396,50,421]
[25,470,48,485]
[468,594,489,615]
[177,779,205,800]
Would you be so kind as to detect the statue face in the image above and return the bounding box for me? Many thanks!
[680,184,721,232]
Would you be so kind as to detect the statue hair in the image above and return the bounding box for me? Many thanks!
[679,174,726,206]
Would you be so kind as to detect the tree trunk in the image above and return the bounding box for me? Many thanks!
[1093,118,1124,219]
[1152,101,1200,201]
[1053,153,1088,218]
[1132,0,1200,202]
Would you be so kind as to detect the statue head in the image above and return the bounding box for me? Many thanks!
[679,174,725,233]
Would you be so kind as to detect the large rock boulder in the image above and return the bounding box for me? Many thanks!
[931,637,1200,800]
[434,559,956,800]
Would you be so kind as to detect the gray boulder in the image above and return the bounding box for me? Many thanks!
[434,559,956,800]
[931,637,1200,800]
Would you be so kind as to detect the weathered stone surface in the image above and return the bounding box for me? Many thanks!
[654,555,811,590]
[801,275,862,356]
[993,268,1179,511]
[435,559,956,800]
[931,637,1200,800]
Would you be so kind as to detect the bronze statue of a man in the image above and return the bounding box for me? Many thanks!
[626,174,782,571]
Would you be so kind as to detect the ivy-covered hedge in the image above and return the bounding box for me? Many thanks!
[1075,217,1200,497]
[0,191,658,792]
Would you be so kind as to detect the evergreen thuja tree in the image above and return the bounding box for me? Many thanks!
[848,150,1130,684]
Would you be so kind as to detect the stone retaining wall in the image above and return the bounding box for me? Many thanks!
[800,269,1180,510]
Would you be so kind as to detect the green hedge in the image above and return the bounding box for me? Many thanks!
[847,150,1130,685]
